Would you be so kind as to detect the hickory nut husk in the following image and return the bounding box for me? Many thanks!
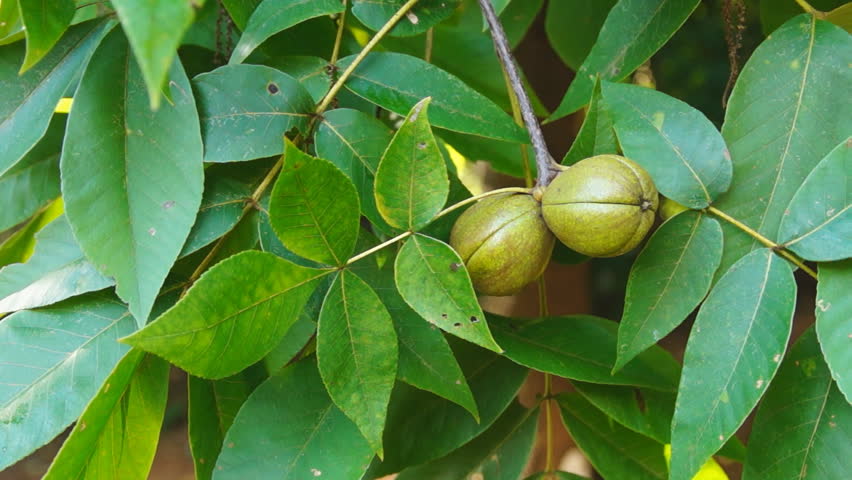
[541,154,659,257]
[450,193,555,296]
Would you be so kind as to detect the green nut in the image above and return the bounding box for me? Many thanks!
[541,154,659,258]
[450,193,555,296]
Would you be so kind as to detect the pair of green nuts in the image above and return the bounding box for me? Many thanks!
[450,155,659,296]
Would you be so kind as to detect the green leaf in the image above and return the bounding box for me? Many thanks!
[194,64,314,162]
[0,19,113,177]
[222,0,262,30]
[188,372,255,480]
[816,259,852,404]
[572,381,675,443]
[743,328,852,479]
[562,78,617,165]
[18,0,75,72]
[315,108,395,233]
[602,81,732,208]
[0,199,62,268]
[180,162,266,257]
[827,2,852,33]
[42,351,169,480]
[337,52,527,143]
[122,251,327,379]
[670,248,796,480]
[716,15,852,277]
[61,29,204,326]
[395,234,502,353]
[779,137,851,261]
[352,235,479,420]
[0,0,23,42]
[317,269,398,457]
[615,211,723,370]
[267,55,331,102]
[256,194,324,269]
[351,0,461,37]
[0,216,113,313]
[559,393,668,480]
[229,0,344,64]
[549,0,700,121]
[370,339,528,476]
[0,113,63,232]
[214,359,375,479]
[397,402,538,480]
[270,139,360,265]
[374,98,449,230]
[545,0,618,70]
[490,315,681,391]
[0,294,136,471]
[111,0,201,109]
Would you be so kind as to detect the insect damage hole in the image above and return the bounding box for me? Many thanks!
[267,82,279,94]
[449,262,462,272]
[469,316,479,323]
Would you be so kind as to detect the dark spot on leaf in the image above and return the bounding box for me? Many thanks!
[267,83,279,94]
[450,262,461,272]
[417,142,427,150]
[470,316,479,323]
[453,322,462,327]
[441,313,448,319]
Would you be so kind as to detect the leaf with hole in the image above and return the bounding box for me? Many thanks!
[615,211,723,371]
[193,64,314,162]
[778,137,851,262]
[42,351,169,480]
[270,139,360,266]
[716,15,852,277]
[374,98,448,231]
[0,294,136,471]
[395,234,501,353]
[122,251,327,379]
[214,359,375,479]
[337,52,527,143]
[61,29,203,326]
[229,0,344,64]
[670,248,796,480]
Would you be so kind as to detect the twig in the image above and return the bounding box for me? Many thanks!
[478,0,560,186]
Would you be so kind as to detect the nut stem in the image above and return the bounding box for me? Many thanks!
[478,0,560,186]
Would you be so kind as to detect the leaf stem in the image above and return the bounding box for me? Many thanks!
[794,0,819,14]
[706,206,817,279]
[537,276,556,474]
[186,158,284,287]
[343,186,532,266]
[478,0,559,186]
[315,0,421,117]
[330,0,348,64]
[424,27,434,62]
